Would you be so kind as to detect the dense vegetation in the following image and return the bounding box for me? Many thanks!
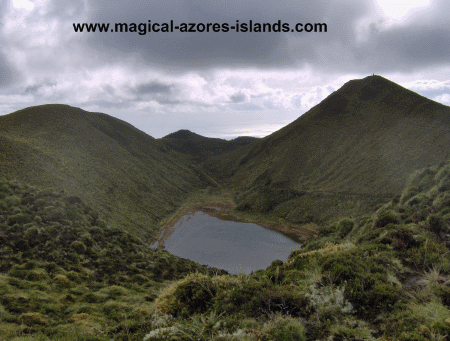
[140,161,450,340]
[0,178,225,340]
[2,76,450,340]
[0,104,214,241]
[3,161,450,340]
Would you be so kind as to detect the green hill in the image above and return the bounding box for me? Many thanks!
[0,104,210,241]
[3,75,450,339]
[202,75,450,224]
[159,129,258,162]
[204,75,450,194]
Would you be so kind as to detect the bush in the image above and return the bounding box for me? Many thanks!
[8,213,31,225]
[320,250,400,316]
[53,274,72,288]
[375,212,400,228]
[25,269,48,282]
[19,312,48,326]
[379,226,421,250]
[428,215,445,235]
[262,315,306,341]
[337,218,355,238]
[70,241,87,254]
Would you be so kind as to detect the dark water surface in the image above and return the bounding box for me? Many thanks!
[162,211,302,275]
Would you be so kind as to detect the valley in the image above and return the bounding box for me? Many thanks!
[1,75,450,339]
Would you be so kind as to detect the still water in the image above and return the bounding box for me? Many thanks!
[162,211,302,275]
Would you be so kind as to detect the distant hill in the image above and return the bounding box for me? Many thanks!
[0,104,210,240]
[204,75,450,195]
[160,129,259,161]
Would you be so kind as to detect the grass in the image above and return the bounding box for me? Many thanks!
[0,104,214,242]
[2,76,450,339]
[202,75,450,225]
[0,178,226,340]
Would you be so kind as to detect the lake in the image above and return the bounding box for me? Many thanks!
[158,211,302,275]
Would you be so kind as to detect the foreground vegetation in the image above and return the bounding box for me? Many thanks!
[0,178,225,340]
[2,77,450,340]
[137,160,450,340]
[3,160,450,339]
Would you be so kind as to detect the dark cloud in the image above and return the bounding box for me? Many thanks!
[135,81,173,95]
[230,93,246,103]
[371,26,450,71]
[79,0,368,71]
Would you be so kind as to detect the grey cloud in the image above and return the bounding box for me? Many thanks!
[23,82,57,95]
[230,93,246,103]
[23,84,41,94]
[135,82,173,95]
[128,81,178,104]
[44,0,86,19]
[372,26,450,70]
[79,0,369,71]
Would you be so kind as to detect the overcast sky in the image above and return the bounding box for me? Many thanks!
[1,0,450,139]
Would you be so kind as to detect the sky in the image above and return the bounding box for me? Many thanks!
[1,0,450,139]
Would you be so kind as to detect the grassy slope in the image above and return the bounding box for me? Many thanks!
[4,162,450,340]
[204,75,450,195]
[0,178,226,340]
[0,104,211,241]
[159,129,258,162]
[201,75,450,226]
[143,161,450,341]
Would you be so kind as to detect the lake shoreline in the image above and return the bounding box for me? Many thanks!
[151,193,317,249]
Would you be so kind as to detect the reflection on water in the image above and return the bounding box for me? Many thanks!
[162,211,302,275]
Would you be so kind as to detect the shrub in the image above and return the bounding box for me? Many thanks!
[438,177,450,192]
[24,225,39,240]
[70,241,87,254]
[19,312,48,326]
[53,274,72,287]
[406,194,430,207]
[102,285,129,298]
[5,195,21,207]
[327,318,376,340]
[320,250,400,316]
[8,213,31,225]
[375,212,400,228]
[337,218,355,238]
[262,315,306,341]
[379,226,421,250]
[428,215,445,235]
[25,269,47,282]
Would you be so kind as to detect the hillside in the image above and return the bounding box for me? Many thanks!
[0,178,226,340]
[202,75,450,224]
[143,161,450,340]
[204,75,450,195]
[159,129,258,162]
[0,104,211,240]
[4,162,449,340]
[3,77,450,339]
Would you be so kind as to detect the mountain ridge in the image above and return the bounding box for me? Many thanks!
[0,104,208,240]
[159,129,259,161]
[203,75,450,195]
